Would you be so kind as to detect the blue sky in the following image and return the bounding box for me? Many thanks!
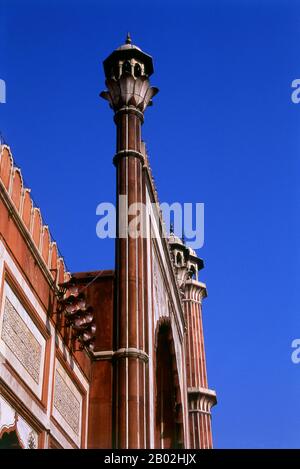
[1,0,300,448]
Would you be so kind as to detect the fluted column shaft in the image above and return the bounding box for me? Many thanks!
[183,281,215,449]
[184,283,208,390]
[113,106,147,449]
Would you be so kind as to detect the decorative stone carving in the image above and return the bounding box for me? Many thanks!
[1,297,41,383]
[153,251,168,319]
[100,34,158,113]
[101,75,158,112]
[53,370,80,436]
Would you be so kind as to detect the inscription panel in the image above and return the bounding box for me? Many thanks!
[52,360,83,446]
[54,370,80,435]
[1,297,41,383]
[0,282,46,398]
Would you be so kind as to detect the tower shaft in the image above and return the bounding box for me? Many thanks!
[168,238,217,449]
[101,36,158,448]
[114,107,147,449]
[184,281,216,449]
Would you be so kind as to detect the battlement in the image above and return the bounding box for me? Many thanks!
[0,144,70,285]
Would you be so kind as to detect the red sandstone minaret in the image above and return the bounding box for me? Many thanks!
[101,33,158,449]
[169,234,217,448]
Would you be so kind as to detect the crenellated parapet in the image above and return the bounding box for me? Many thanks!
[0,144,70,285]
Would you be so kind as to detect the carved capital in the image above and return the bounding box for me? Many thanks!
[188,387,217,413]
[101,75,158,113]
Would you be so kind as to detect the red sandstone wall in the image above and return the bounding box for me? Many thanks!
[72,271,114,448]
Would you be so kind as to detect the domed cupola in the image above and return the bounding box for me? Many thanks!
[101,33,158,112]
[168,226,204,291]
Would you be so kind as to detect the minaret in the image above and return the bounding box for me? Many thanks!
[169,234,217,449]
[101,34,158,449]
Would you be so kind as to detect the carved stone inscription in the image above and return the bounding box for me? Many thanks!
[1,297,41,383]
[53,370,80,435]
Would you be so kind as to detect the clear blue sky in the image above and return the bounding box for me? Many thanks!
[1,0,300,448]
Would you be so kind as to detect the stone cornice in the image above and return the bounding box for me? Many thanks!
[113,149,145,166]
[114,105,144,122]
[188,386,217,410]
[91,348,149,363]
[184,279,208,302]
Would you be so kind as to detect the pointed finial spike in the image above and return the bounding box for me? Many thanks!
[126,32,132,44]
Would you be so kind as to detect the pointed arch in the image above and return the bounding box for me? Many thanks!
[154,318,184,448]
[0,415,24,449]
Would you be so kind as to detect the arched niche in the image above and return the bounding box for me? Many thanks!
[154,319,184,449]
[0,427,23,449]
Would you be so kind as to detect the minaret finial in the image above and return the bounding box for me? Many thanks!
[126,32,132,44]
